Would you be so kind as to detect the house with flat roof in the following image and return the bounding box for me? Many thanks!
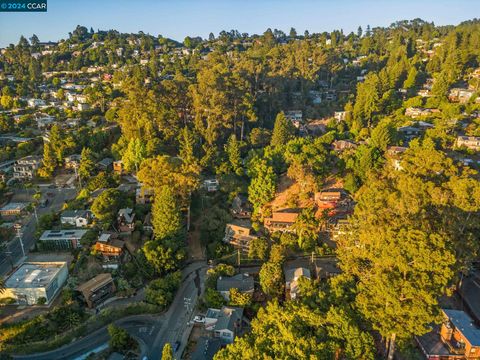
[76,273,116,308]
[216,274,254,301]
[205,306,243,343]
[39,229,88,250]
[0,262,68,305]
[417,309,480,359]
[0,202,28,216]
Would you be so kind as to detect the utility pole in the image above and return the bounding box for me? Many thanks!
[14,223,25,258]
[237,249,241,267]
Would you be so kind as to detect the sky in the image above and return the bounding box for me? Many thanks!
[0,0,479,47]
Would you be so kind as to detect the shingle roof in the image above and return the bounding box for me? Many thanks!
[217,274,254,293]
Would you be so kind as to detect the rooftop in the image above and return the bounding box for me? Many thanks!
[76,273,113,294]
[40,229,88,241]
[4,262,66,289]
[443,309,480,346]
[61,209,89,218]
[217,274,254,293]
[0,202,28,211]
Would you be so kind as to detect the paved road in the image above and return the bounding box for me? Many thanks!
[13,315,159,360]
[0,187,77,276]
[12,261,207,360]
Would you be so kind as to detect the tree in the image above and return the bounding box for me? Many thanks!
[122,137,146,173]
[162,343,173,360]
[152,185,182,240]
[247,159,276,215]
[225,134,242,174]
[259,261,284,298]
[145,271,181,308]
[337,138,480,357]
[248,237,268,260]
[204,288,225,308]
[38,142,56,178]
[370,119,396,151]
[91,189,123,224]
[292,208,319,251]
[229,288,252,307]
[108,324,135,353]
[79,147,96,179]
[270,112,295,147]
[403,67,418,90]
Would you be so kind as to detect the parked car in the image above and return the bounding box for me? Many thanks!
[194,315,205,323]
[173,341,181,353]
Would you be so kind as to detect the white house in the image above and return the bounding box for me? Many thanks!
[60,210,91,227]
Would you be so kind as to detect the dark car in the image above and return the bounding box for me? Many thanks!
[173,341,181,353]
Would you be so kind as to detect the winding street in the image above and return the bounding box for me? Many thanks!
[13,261,207,360]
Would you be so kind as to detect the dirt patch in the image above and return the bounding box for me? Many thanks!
[187,217,205,261]
[268,174,315,211]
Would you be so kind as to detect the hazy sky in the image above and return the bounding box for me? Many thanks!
[0,0,478,46]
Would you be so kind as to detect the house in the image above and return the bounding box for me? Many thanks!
[97,158,114,172]
[458,271,480,324]
[398,126,422,140]
[449,88,476,104]
[315,190,342,204]
[314,258,341,280]
[456,136,480,151]
[405,107,440,118]
[60,210,90,227]
[216,274,254,301]
[284,266,311,299]
[334,111,349,122]
[332,140,357,152]
[205,306,243,343]
[27,98,46,108]
[136,185,154,204]
[64,154,81,169]
[264,210,299,233]
[305,119,327,135]
[230,194,252,219]
[284,110,303,128]
[39,229,88,250]
[223,220,258,253]
[77,103,90,111]
[330,219,351,241]
[417,309,480,359]
[191,337,222,360]
[65,118,81,128]
[76,273,116,308]
[93,232,124,258]
[0,202,28,216]
[34,113,55,129]
[13,155,42,180]
[386,146,408,171]
[0,262,68,305]
[117,208,135,233]
[203,178,219,192]
[113,160,123,174]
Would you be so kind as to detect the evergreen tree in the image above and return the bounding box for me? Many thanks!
[270,112,295,147]
[152,185,182,240]
[79,147,96,179]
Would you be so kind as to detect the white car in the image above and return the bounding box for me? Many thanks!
[194,315,205,323]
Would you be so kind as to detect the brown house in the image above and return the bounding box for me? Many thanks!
[117,208,135,233]
[76,273,116,308]
[113,160,123,174]
[223,220,258,253]
[417,309,480,359]
[93,232,124,257]
[264,210,299,233]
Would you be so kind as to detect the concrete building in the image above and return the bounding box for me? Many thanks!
[39,229,88,250]
[0,262,68,305]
